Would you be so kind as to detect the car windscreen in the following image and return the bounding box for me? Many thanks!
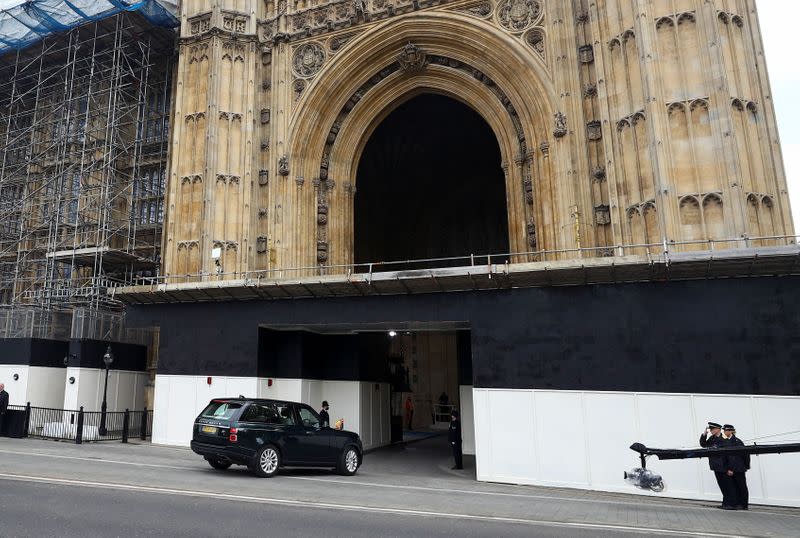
[200,401,243,420]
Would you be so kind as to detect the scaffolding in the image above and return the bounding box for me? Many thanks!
[0,9,175,340]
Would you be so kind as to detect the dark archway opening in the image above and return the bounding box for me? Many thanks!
[354,94,509,266]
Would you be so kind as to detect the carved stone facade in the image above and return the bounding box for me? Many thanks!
[163,0,794,279]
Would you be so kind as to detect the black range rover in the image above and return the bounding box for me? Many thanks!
[190,398,363,478]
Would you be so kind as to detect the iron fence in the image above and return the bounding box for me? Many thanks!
[8,404,152,444]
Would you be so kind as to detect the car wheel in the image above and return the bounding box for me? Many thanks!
[206,458,232,470]
[337,445,360,476]
[252,445,281,478]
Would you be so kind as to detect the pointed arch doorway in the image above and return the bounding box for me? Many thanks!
[354,94,510,267]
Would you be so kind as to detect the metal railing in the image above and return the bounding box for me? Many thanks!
[112,234,799,289]
[9,404,152,444]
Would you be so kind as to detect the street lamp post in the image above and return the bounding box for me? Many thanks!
[99,345,114,436]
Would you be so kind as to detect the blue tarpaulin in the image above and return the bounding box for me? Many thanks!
[0,0,178,55]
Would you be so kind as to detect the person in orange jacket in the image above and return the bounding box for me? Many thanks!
[404,396,414,430]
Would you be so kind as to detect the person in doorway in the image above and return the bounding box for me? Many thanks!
[449,410,463,470]
[319,401,330,428]
[405,396,414,430]
[723,424,750,510]
[700,421,735,509]
[0,383,8,435]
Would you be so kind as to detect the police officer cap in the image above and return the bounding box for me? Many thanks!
[322,400,329,407]
[723,424,735,431]
[707,421,722,429]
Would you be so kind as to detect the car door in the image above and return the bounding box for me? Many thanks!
[295,404,334,464]
[270,401,306,465]
[238,402,304,465]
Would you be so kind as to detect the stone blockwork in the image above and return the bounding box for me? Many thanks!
[163,0,793,278]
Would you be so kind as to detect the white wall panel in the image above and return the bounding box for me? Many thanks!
[488,390,537,481]
[359,383,372,448]
[164,376,198,446]
[534,391,587,486]
[26,367,66,408]
[151,375,170,444]
[751,396,799,503]
[473,389,491,481]
[583,392,636,489]
[358,381,390,451]
[257,377,302,401]
[636,394,703,496]
[62,369,146,412]
[473,389,800,507]
[321,381,360,434]
[0,365,29,405]
[459,385,475,455]
[151,375,258,446]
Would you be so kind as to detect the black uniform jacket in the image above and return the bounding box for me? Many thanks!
[0,390,8,413]
[448,419,462,445]
[319,409,330,428]
[725,436,750,472]
[699,433,728,471]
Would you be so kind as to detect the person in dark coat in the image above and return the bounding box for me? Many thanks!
[0,383,8,435]
[449,410,463,470]
[700,421,736,509]
[723,424,750,510]
[319,401,330,428]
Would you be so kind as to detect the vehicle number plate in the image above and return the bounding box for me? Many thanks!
[201,425,217,434]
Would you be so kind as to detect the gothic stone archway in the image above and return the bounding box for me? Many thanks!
[354,93,510,266]
[287,13,559,271]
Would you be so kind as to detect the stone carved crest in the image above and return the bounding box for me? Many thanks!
[397,43,428,73]
[317,241,329,263]
[317,201,329,225]
[292,43,326,78]
[293,79,306,101]
[459,2,493,18]
[352,0,367,19]
[553,112,567,138]
[579,45,594,64]
[278,155,290,176]
[526,220,537,247]
[329,32,357,53]
[587,120,602,141]
[189,14,211,35]
[524,28,545,59]
[523,176,534,205]
[497,0,541,32]
[595,205,611,225]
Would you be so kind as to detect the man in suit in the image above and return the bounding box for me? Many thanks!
[319,401,330,428]
[723,424,750,510]
[0,383,8,436]
[700,421,735,509]
[449,410,463,470]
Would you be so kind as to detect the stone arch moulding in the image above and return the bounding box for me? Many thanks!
[287,12,560,269]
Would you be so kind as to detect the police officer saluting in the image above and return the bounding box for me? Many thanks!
[724,424,749,510]
[449,410,463,470]
[700,421,736,509]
